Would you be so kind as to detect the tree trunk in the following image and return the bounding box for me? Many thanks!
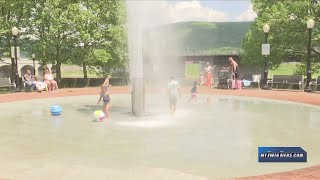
[56,61,62,86]
[55,39,62,85]
[82,47,88,86]
[56,47,62,85]
[83,61,87,79]
[83,61,89,86]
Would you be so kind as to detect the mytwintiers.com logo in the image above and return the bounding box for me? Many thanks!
[260,152,305,158]
[258,147,307,162]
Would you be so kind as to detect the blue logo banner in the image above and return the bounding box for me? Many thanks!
[258,147,307,162]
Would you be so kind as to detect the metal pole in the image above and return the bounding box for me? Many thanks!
[10,57,15,84]
[263,32,269,89]
[14,36,19,91]
[304,28,312,92]
[33,58,36,75]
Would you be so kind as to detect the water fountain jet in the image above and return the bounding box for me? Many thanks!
[125,1,183,116]
[126,2,145,116]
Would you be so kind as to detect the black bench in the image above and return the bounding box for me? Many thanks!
[0,78,16,92]
[310,76,320,92]
[267,75,303,91]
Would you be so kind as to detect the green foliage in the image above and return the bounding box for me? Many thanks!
[64,0,127,78]
[242,0,320,75]
[148,21,251,55]
[179,22,250,51]
[0,0,34,56]
[294,62,320,75]
[0,0,127,81]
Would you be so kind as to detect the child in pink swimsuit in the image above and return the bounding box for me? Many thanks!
[188,81,198,103]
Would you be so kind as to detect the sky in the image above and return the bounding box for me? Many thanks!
[167,0,256,22]
[126,0,257,28]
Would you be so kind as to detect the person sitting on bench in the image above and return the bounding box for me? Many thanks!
[23,70,37,92]
[44,69,58,92]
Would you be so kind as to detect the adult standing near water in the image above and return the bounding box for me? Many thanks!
[205,62,216,88]
[228,57,239,89]
[168,77,181,114]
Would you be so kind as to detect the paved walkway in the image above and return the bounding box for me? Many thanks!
[0,86,320,180]
[1,86,320,106]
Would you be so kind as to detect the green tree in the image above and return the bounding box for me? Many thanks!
[1,0,127,84]
[68,0,127,79]
[242,0,320,75]
[28,0,82,83]
[0,0,34,81]
[28,0,127,81]
[86,0,127,77]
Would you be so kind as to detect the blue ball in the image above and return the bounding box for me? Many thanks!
[50,105,62,116]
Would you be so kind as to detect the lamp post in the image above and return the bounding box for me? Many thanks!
[263,24,270,89]
[32,54,36,75]
[79,42,88,79]
[12,27,19,91]
[304,19,315,92]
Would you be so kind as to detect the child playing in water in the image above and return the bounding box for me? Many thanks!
[188,81,198,103]
[168,77,181,114]
[102,75,112,91]
[97,86,111,119]
[102,75,112,108]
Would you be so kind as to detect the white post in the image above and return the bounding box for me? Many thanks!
[131,31,145,116]
[127,3,145,116]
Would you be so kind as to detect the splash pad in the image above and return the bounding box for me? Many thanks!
[0,94,320,179]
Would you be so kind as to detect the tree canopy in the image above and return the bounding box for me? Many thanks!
[241,0,320,74]
[0,0,127,81]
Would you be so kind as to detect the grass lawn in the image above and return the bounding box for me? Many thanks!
[60,63,320,79]
[269,63,320,78]
[185,63,200,77]
[62,71,98,78]
[61,64,98,78]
